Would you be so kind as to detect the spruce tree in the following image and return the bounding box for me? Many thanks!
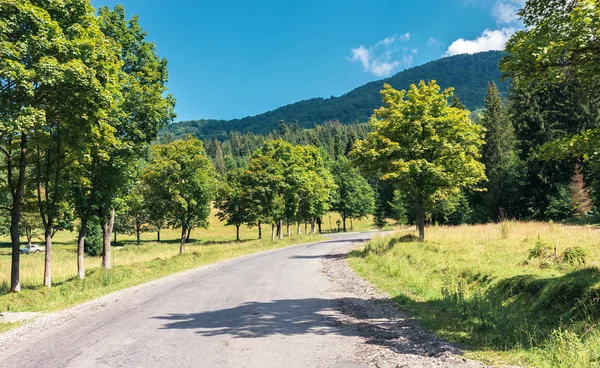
[479,82,522,220]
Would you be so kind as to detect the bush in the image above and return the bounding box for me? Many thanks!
[528,237,553,261]
[561,247,587,266]
[84,222,103,257]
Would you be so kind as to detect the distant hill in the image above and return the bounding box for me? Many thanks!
[165,51,508,139]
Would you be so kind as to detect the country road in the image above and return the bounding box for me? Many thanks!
[0,232,484,368]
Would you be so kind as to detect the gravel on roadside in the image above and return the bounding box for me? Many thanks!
[321,240,494,368]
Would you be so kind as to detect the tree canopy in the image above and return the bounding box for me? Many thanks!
[352,81,486,241]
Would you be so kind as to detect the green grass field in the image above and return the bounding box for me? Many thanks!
[348,222,600,367]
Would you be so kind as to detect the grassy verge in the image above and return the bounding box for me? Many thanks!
[348,222,600,368]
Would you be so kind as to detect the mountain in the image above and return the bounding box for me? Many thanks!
[165,51,508,139]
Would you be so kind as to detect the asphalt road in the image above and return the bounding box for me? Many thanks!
[0,232,378,368]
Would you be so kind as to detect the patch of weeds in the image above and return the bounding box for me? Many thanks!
[561,247,587,266]
[528,236,554,261]
[543,328,591,368]
[527,237,588,268]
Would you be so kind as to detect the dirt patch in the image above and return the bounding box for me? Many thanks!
[321,242,496,368]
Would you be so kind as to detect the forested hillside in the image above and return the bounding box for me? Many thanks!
[165,51,507,139]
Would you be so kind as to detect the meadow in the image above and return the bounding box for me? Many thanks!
[348,221,600,368]
[0,210,373,315]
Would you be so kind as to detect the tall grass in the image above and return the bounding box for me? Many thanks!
[349,221,600,367]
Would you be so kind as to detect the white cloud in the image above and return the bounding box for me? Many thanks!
[444,0,524,56]
[444,28,516,56]
[350,34,414,77]
[492,0,525,25]
[427,37,442,48]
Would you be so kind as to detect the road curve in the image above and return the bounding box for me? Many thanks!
[0,232,379,368]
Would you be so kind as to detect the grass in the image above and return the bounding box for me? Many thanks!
[0,209,374,314]
[348,221,600,367]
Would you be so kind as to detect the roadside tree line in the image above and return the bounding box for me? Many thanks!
[0,1,175,292]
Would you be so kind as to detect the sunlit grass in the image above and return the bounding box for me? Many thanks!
[349,221,600,368]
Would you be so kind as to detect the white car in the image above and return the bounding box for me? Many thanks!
[19,244,46,254]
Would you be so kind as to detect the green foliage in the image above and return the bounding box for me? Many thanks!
[352,81,486,240]
[543,328,590,368]
[474,82,523,221]
[561,247,587,266]
[242,140,335,233]
[143,137,217,248]
[528,237,554,261]
[163,51,508,139]
[84,222,103,257]
[330,157,375,230]
[502,0,600,220]
[215,170,253,240]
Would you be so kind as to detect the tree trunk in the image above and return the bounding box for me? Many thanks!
[43,224,53,287]
[342,216,347,232]
[258,221,262,239]
[317,218,322,234]
[279,219,283,240]
[416,196,425,242]
[186,227,192,242]
[136,223,141,245]
[304,222,307,235]
[350,218,353,231]
[271,223,275,241]
[10,134,28,293]
[297,216,301,235]
[236,224,240,241]
[77,219,87,280]
[10,206,21,293]
[102,209,115,269]
[27,235,32,247]
[157,228,161,242]
[180,223,187,253]
[287,222,291,237]
[113,230,117,244]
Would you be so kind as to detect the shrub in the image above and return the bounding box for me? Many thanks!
[84,222,103,257]
[561,247,587,266]
[528,237,553,261]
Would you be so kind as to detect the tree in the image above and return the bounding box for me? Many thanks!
[243,141,288,241]
[121,179,151,245]
[476,82,523,220]
[143,137,217,253]
[352,81,486,241]
[69,5,175,270]
[331,158,375,231]
[501,0,600,219]
[0,0,121,290]
[215,170,252,241]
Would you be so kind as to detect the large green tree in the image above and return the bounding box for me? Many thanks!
[501,0,600,219]
[352,81,486,241]
[70,5,175,271]
[0,0,121,290]
[143,137,217,253]
[477,82,523,221]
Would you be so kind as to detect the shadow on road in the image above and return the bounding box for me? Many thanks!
[152,297,462,359]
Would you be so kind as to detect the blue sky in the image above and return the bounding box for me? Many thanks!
[90,0,524,121]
